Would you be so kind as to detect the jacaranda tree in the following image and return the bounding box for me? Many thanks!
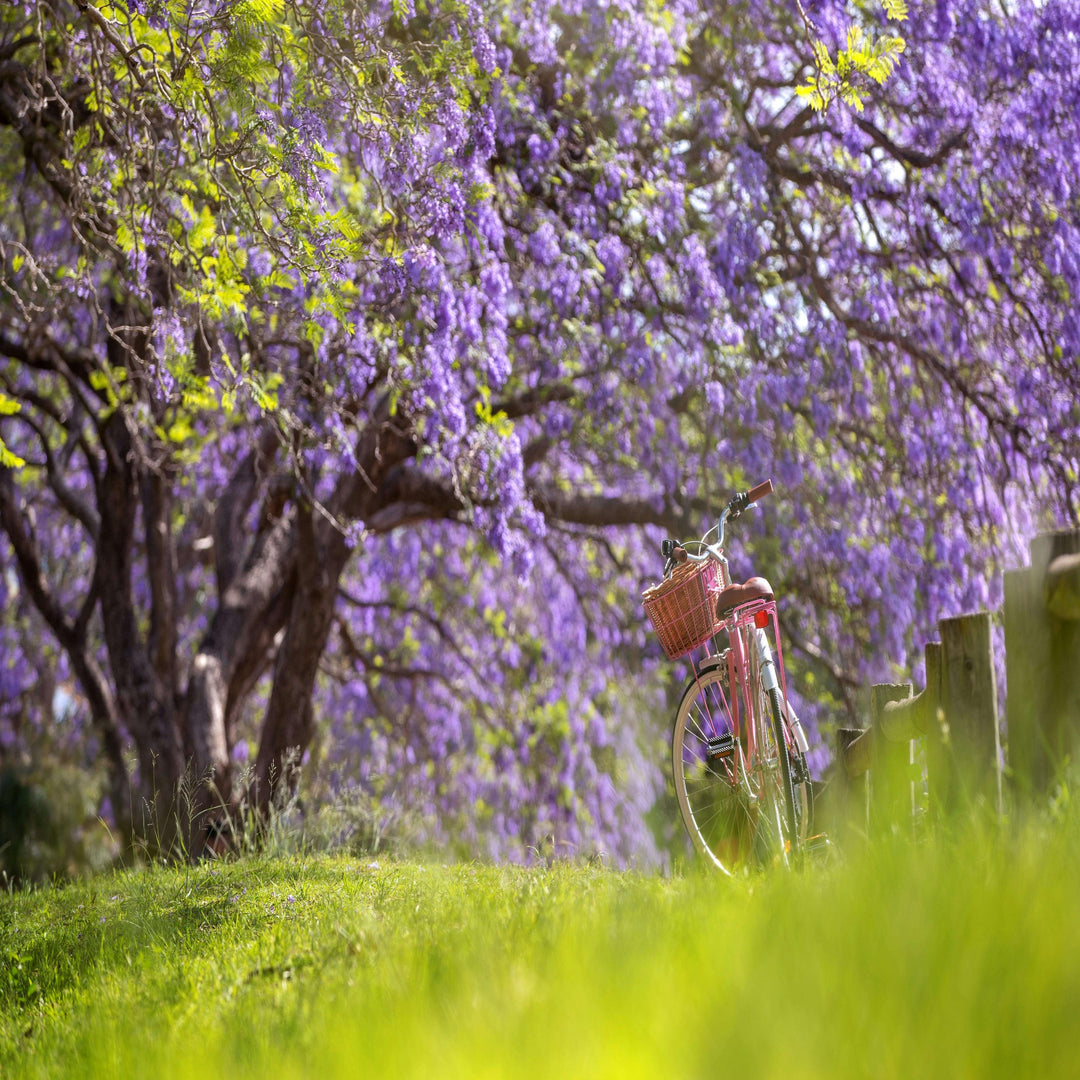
[1,0,1078,862]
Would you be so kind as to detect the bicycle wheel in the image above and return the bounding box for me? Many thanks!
[671,663,766,874]
[753,685,811,863]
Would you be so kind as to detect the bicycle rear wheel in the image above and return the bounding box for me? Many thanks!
[671,664,766,874]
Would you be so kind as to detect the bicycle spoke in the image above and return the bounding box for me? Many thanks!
[683,755,732,786]
[680,726,741,787]
[692,795,748,835]
[691,691,725,743]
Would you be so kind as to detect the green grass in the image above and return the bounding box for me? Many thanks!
[3,816,1080,1079]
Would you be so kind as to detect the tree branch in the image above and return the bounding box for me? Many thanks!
[213,424,280,595]
[0,467,132,847]
[0,470,76,646]
[530,484,687,534]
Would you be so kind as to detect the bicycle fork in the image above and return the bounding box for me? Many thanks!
[753,628,810,756]
[753,627,809,855]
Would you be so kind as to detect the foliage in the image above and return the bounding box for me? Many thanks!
[0,394,22,468]
[4,816,1080,1076]
[796,0,909,112]
[1,0,1079,861]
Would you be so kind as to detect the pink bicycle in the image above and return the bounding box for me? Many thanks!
[644,480,813,872]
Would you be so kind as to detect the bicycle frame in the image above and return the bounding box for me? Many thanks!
[686,593,796,794]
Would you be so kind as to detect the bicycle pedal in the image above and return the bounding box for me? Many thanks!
[804,834,833,856]
[706,733,736,760]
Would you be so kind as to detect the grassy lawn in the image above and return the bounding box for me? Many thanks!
[3,815,1080,1079]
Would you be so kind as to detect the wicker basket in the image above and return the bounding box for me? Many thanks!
[643,558,725,660]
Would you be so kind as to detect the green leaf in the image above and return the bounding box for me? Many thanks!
[190,204,217,253]
[250,371,284,413]
[0,392,24,468]
[166,416,196,444]
[0,442,25,469]
[116,222,136,254]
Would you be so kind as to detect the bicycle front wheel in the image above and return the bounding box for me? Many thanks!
[672,665,767,874]
[753,685,811,864]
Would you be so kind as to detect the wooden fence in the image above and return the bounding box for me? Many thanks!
[825,528,1080,838]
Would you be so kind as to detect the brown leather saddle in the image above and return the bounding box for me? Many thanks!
[715,576,773,618]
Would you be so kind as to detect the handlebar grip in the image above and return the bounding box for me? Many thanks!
[672,545,687,564]
[746,478,774,505]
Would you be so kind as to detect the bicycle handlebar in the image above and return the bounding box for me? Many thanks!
[746,478,774,505]
[725,477,774,520]
[659,479,775,574]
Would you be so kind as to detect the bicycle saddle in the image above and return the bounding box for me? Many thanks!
[715,576,774,617]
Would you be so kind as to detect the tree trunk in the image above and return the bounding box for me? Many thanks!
[251,406,418,817]
[253,503,343,812]
[96,416,184,853]
[182,508,297,848]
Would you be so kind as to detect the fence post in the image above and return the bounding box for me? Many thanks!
[922,641,945,820]
[870,682,913,836]
[1004,529,1080,795]
[833,726,868,843]
[937,612,1001,814]
[1004,563,1045,794]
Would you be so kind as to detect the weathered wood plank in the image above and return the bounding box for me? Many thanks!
[844,726,872,778]
[939,612,1000,814]
[922,641,947,820]
[832,726,869,842]
[870,682,914,835]
[1006,530,1080,795]
[881,690,926,741]
[1004,566,1045,794]
[1045,552,1080,621]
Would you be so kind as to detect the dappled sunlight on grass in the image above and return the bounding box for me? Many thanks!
[3,812,1080,1078]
